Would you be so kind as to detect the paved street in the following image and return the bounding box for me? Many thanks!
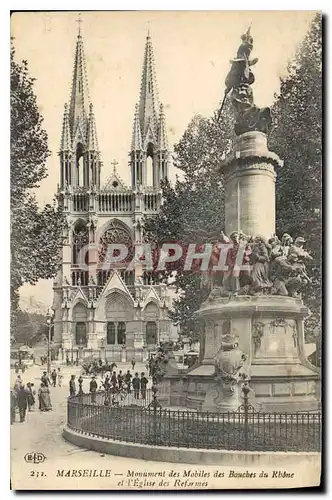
[11,362,184,489]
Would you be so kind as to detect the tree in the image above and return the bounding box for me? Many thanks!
[144,15,322,344]
[10,41,65,336]
[270,13,322,339]
[144,105,235,341]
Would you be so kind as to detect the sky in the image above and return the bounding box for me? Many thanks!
[11,10,315,308]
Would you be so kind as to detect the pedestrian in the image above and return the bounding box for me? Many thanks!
[41,371,50,387]
[26,382,35,411]
[16,385,30,422]
[66,355,69,366]
[13,375,22,394]
[10,390,17,424]
[131,359,136,370]
[57,368,63,387]
[140,372,148,400]
[117,370,123,389]
[89,376,98,404]
[132,373,140,399]
[69,375,76,397]
[14,361,19,374]
[51,369,57,387]
[38,382,52,411]
[78,375,84,396]
[124,370,132,393]
[111,371,117,387]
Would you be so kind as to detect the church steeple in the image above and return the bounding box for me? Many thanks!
[138,33,159,142]
[69,24,90,140]
[59,18,101,189]
[130,33,170,189]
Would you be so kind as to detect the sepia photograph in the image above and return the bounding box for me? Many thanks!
[10,10,322,490]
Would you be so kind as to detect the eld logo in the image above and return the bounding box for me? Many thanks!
[24,452,46,464]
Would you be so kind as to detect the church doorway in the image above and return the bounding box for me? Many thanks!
[75,322,87,347]
[107,322,116,345]
[146,321,157,345]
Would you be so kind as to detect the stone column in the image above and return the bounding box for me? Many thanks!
[221,131,283,240]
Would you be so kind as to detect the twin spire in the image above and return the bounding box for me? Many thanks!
[60,28,97,153]
[131,34,169,153]
[60,24,170,189]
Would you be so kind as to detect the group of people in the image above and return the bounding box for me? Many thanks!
[82,358,138,377]
[67,368,150,406]
[208,231,313,299]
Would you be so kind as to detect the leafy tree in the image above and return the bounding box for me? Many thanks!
[10,41,65,336]
[270,13,322,339]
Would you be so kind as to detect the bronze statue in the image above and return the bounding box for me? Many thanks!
[218,28,271,135]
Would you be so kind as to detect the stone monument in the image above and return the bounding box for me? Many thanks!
[162,28,320,412]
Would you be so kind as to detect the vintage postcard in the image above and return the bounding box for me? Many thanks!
[10,10,322,490]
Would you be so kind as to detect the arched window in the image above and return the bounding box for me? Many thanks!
[98,220,134,270]
[146,142,153,187]
[75,322,87,346]
[72,220,89,266]
[117,322,126,345]
[107,322,116,344]
[146,321,157,345]
[76,143,84,187]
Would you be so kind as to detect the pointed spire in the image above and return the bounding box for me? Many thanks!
[157,103,169,150]
[69,22,90,140]
[138,33,159,141]
[131,104,143,150]
[87,103,99,151]
[60,104,72,150]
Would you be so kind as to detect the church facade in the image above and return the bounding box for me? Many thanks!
[52,26,178,362]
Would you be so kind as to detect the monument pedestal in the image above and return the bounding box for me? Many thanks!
[187,295,319,412]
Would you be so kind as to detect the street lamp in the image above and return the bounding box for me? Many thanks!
[46,309,54,375]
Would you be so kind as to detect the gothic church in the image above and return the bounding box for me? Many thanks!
[52,25,178,362]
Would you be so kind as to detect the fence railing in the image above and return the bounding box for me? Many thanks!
[67,389,321,452]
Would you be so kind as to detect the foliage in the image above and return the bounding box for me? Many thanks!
[10,41,65,336]
[14,310,48,346]
[270,13,322,339]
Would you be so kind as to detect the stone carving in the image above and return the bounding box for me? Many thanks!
[218,28,272,136]
[250,235,272,294]
[214,334,248,396]
[206,231,313,301]
[252,321,265,353]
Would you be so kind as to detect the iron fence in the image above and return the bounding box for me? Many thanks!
[67,389,321,452]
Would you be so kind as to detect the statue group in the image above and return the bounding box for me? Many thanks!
[208,231,313,301]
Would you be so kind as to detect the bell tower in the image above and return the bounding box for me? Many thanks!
[130,33,170,189]
[59,19,101,189]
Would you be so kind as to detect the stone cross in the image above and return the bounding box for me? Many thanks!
[76,13,83,35]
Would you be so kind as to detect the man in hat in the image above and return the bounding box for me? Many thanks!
[69,375,76,397]
[89,375,98,404]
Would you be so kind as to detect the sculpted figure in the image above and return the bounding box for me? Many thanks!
[288,237,313,264]
[218,28,272,135]
[249,235,272,294]
[281,233,293,257]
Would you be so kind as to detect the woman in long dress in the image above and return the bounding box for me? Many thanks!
[250,235,272,294]
[38,382,52,411]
